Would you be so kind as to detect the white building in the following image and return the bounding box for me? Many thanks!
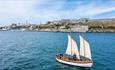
[70,25,88,32]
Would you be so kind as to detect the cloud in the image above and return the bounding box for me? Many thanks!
[33,0,115,21]
[0,0,115,25]
[72,3,115,17]
[0,0,36,18]
[0,0,37,25]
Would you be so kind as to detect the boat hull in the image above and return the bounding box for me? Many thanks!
[56,57,93,67]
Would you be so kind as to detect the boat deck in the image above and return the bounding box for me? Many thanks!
[56,55,93,63]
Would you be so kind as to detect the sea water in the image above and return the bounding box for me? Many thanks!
[0,31,115,70]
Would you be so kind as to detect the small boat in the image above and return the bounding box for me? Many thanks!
[56,33,93,67]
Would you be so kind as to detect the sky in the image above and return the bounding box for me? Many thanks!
[0,0,115,26]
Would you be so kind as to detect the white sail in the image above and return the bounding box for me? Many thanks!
[66,34,71,55]
[80,35,92,60]
[84,39,92,60]
[80,35,85,57]
[66,34,80,59]
[71,37,80,59]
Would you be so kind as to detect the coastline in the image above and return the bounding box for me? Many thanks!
[0,29,115,33]
[0,18,115,33]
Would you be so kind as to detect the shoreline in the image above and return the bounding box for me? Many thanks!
[0,30,115,33]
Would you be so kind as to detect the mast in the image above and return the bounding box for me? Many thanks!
[70,32,72,55]
[69,29,72,55]
[83,36,86,59]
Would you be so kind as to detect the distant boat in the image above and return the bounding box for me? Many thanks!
[56,33,93,67]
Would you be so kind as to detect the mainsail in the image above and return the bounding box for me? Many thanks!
[80,35,85,57]
[79,35,92,60]
[66,34,80,59]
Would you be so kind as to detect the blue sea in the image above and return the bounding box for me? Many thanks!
[0,31,115,70]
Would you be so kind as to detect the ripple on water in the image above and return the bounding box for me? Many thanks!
[0,32,115,70]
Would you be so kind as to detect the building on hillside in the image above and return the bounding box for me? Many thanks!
[70,25,89,32]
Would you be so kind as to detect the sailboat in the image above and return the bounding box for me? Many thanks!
[56,33,93,67]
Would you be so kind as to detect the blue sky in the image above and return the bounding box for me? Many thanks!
[0,0,115,26]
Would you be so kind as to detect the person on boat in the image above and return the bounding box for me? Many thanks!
[73,54,78,61]
[56,54,63,59]
[59,54,63,57]
[68,54,77,61]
